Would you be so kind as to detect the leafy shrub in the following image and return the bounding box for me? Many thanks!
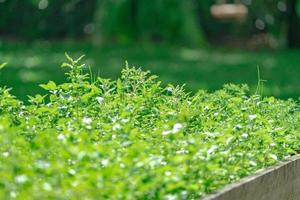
[1,56,300,199]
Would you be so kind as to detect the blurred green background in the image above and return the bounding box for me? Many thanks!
[0,0,300,101]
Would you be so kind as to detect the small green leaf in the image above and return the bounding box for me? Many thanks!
[47,81,57,90]
[0,63,7,70]
[81,92,93,103]
[74,55,85,64]
[27,94,46,104]
[61,62,73,69]
[39,81,57,91]
[60,83,72,90]
[50,94,57,101]
[117,79,122,94]
[65,52,73,63]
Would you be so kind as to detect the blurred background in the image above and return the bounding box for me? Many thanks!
[0,0,299,101]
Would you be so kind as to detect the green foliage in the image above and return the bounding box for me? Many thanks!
[0,0,97,39]
[1,55,300,199]
[0,0,205,44]
[297,0,300,17]
[1,42,300,103]
[95,0,206,46]
[0,0,291,46]
[0,63,7,70]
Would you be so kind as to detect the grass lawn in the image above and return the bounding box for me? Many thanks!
[0,41,300,101]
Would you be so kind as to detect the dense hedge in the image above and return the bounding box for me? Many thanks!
[0,57,300,199]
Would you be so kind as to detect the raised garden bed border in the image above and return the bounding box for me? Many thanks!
[202,154,300,200]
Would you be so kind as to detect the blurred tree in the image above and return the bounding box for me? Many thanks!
[94,0,206,46]
[0,0,298,49]
[287,0,300,48]
[0,0,97,39]
[196,0,290,48]
[94,0,135,44]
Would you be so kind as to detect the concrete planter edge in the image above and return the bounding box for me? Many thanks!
[202,154,300,200]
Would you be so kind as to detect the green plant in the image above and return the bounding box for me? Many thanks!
[0,56,300,199]
[2,42,300,101]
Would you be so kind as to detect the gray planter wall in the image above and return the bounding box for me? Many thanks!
[202,154,300,200]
